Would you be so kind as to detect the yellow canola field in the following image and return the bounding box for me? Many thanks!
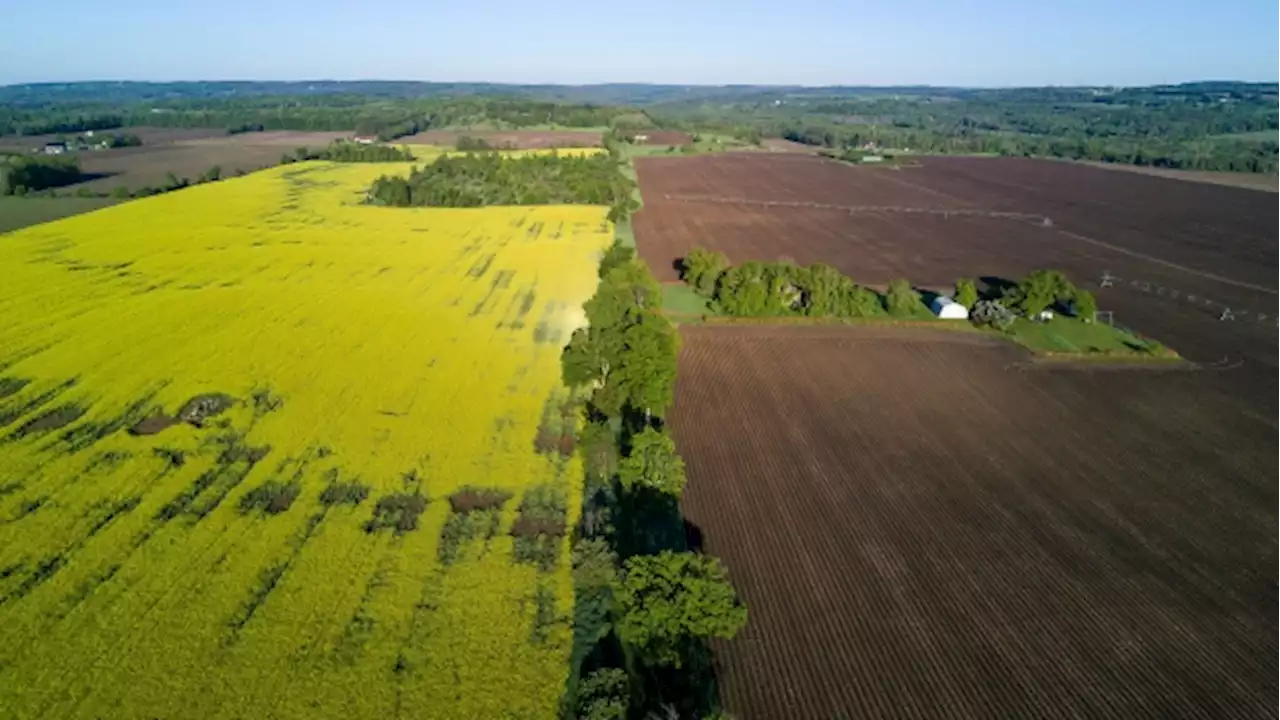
[0,160,610,719]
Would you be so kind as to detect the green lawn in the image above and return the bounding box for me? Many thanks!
[661,283,719,317]
[1003,315,1161,355]
[0,196,121,234]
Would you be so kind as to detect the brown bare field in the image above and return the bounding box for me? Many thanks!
[1070,160,1278,192]
[672,325,1277,720]
[26,132,351,192]
[396,129,602,148]
[633,153,1279,378]
[0,127,227,152]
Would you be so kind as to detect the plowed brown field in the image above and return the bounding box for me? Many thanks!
[396,129,602,148]
[634,153,1278,389]
[672,326,1277,720]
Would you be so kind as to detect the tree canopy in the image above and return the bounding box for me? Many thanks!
[618,428,687,497]
[366,151,633,210]
[614,552,747,668]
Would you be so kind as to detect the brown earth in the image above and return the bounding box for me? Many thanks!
[638,154,1279,717]
[23,132,352,192]
[396,129,603,148]
[0,127,227,153]
[1070,160,1278,193]
[672,325,1277,720]
[633,154,1279,385]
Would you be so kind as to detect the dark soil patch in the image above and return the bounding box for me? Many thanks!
[130,414,179,436]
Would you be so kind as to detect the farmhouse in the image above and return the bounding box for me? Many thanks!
[42,142,68,155]
[353,135,377,144]
[931,296,969,319]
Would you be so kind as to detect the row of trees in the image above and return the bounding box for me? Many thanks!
[365,151,637,219]
[680,249,930,319]
[560,242,747,718]
[0,155,84,195]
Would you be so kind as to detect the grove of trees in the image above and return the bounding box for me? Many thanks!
[0,155,84,195]
[366,151,635,218]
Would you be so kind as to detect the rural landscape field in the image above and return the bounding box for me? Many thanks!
[0,160,609,718]
[0,75,1276,720]
[633,150,1277,718]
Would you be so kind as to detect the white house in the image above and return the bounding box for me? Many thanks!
[931,296,969,320]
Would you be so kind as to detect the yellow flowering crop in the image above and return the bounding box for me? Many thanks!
[0,160,609,719]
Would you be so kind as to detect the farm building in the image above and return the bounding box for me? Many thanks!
[42,142,67,155]
[931,296,969,319]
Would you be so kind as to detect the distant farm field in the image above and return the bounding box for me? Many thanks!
[0,162,610,718]
[397,130,603,148]
[0,196,121,233]
[671,325,1277,719]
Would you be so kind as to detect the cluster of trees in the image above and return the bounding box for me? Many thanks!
[680,249,927,318]
[366,151,637,220]
[560,242,746,718]
[0,155,84,195]
[962,270,1096,330]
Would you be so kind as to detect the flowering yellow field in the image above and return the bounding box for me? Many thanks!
[0,161,609,718]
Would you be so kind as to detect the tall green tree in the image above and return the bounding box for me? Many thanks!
[618,427,687,497]
[884,279,922,317]
[954,277,979,308]
[614,552,747,668]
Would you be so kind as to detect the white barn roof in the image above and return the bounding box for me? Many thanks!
[931,296,969,320]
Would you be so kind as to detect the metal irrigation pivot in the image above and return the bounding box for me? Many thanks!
[1099,271,1115,288]
[1219,307,1235,321]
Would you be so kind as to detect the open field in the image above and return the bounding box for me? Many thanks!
[0,161,610,718]
[0,127,229,153]
[397,130,603,148]
[671,325,1277,720]
[632,153,1279,378]
[4,131,353,193]
[630,130,693,145]
[1070,159,1278,192]
[0,196,121,233]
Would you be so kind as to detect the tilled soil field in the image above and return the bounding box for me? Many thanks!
[672,325,1277,720]
[396,129,603,148]
[42,132,351,192]
[633,153,1279,393]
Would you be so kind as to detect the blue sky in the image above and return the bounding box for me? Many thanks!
[1,0,1275,86]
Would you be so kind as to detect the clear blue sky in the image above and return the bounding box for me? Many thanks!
[1,0,1275,86]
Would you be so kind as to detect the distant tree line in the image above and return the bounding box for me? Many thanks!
[779,124,1278,173]
[366,151,637,220]
[559,241,747,718]
[2,97,642,144]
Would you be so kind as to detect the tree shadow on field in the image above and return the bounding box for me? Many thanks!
[917,287,943,306]
[979,275,1019,301]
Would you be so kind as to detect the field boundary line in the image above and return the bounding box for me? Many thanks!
[661,194,1052,224]
[1057,230,1278,295]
